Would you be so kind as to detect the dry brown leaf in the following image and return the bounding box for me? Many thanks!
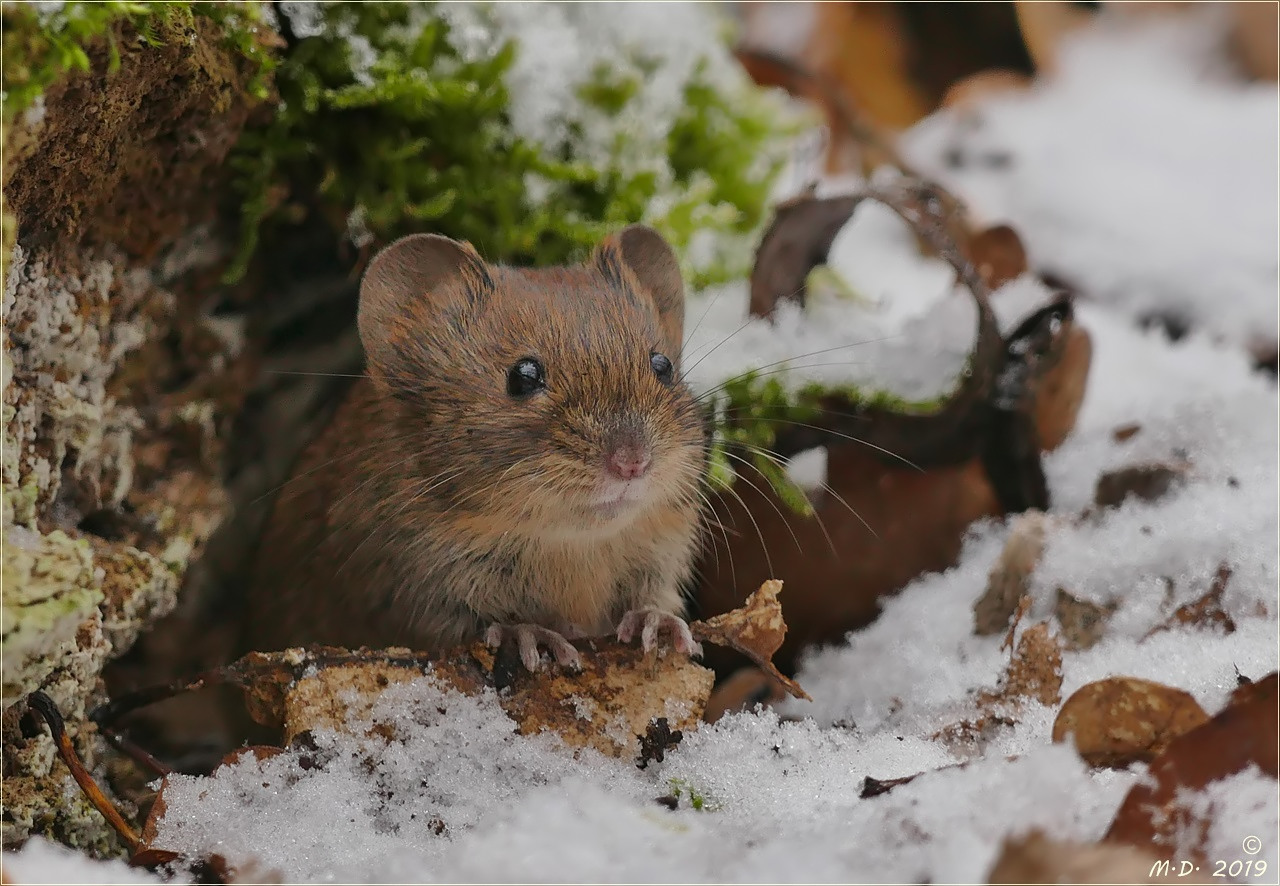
[1230,2,1279,81]
[1111,422,1142,443]
[1094,461,1190,508]
[1106,672,1278,860]
[941,70,1032,110]
[1142,563,1237,641]
[690,580,811,700]
[697,183,1090,677]
[1014,1,1097,73]
[1052,676,1209,767]
[703,666,788,724]
[966,224,1029,291]
[987,622,1063,708]
[988,830,1214,884]
[938,621,1062,749]
[975,512,1050,636]
[1053,588,1117,651]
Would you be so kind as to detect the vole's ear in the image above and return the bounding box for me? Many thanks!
[358,234,492,382]
[595,225,685,362]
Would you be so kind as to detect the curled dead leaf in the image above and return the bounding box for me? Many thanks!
[938,621,1062,750]
[703,666,789,724]
[1094,461,1190,509]
[1105,672,1278,859]
[988,829,1214,884]
[690,580,810,700]
[987,622,1063,709]
[1053,588,1116,651]
[975,511,1050,636]
[1142,563,1237,642]
[1052,677,1209,768]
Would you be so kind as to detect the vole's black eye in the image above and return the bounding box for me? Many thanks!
[650,352,674,385]
[506,357,546,398]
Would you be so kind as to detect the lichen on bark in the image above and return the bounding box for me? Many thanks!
[1,5,268,852]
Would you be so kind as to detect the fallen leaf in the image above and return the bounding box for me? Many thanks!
[860,772,922,798]
[938,621,1062,749]
[1229,2,1279,81]
[941,70,1032,110]
[1111,422,1142,443]
[1093,461,1189,508]
[703,666,788,724]
[1053,588,1116,650]
[1013,1,1096,74]
[278,642,714,761]
[697,183,1091,677]
[966,223,1029,290]
[975,511,1050,636]
[96,639,716,764]
[1052,677,1209,768]
[1142,563,1237,641]
[986,622,1062,709]
[1105,672,1278,858]
[690,580,810,700]
[988,829,1214,884]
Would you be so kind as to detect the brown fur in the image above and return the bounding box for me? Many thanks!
[243,227,708,654]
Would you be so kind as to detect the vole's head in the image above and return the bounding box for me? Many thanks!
[358,226,707,538]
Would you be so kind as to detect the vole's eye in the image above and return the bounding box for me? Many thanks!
[650,352,674,385]
[507,357,546,398]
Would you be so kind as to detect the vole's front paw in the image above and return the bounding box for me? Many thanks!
[484,623,582,673]
[616,609,702,657]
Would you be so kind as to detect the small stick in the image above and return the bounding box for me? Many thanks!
[26,691,139,852]
[95,721,173,778]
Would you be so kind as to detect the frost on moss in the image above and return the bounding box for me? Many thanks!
[227,1,794,286]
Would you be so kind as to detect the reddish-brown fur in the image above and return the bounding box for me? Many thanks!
[243,228,708,655]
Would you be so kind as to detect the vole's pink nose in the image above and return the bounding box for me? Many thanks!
[606,445,651,480]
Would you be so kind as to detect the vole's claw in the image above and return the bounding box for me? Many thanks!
[485,623,582,673]
[616,609,702,658]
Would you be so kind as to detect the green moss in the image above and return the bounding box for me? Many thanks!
[705,368,954,511]
[223,2,793,285]
[666,777,719,812]
[0,1,274,126]
[0,1,275,283]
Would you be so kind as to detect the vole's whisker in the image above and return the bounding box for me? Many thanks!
[716,476,775,580]
[734,443,838,555]
[724,414,923,473]
[684,332,898,392]
[719,449,806,556]
[737,442,879,542]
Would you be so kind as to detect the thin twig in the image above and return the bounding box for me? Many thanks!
[27,691,140,852]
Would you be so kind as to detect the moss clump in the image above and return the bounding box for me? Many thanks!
[1,1,275,281]
[225,2,794,285]
[666,777,720,812]
[705,369,954,512]
[0,1,275,126]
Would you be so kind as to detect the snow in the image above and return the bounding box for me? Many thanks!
[144,188,1277,886]
[901,8,1280,356]
[437,2,754,179]
[13,7,1278,885]
[2,837,161,884]
[682,198,979,407]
